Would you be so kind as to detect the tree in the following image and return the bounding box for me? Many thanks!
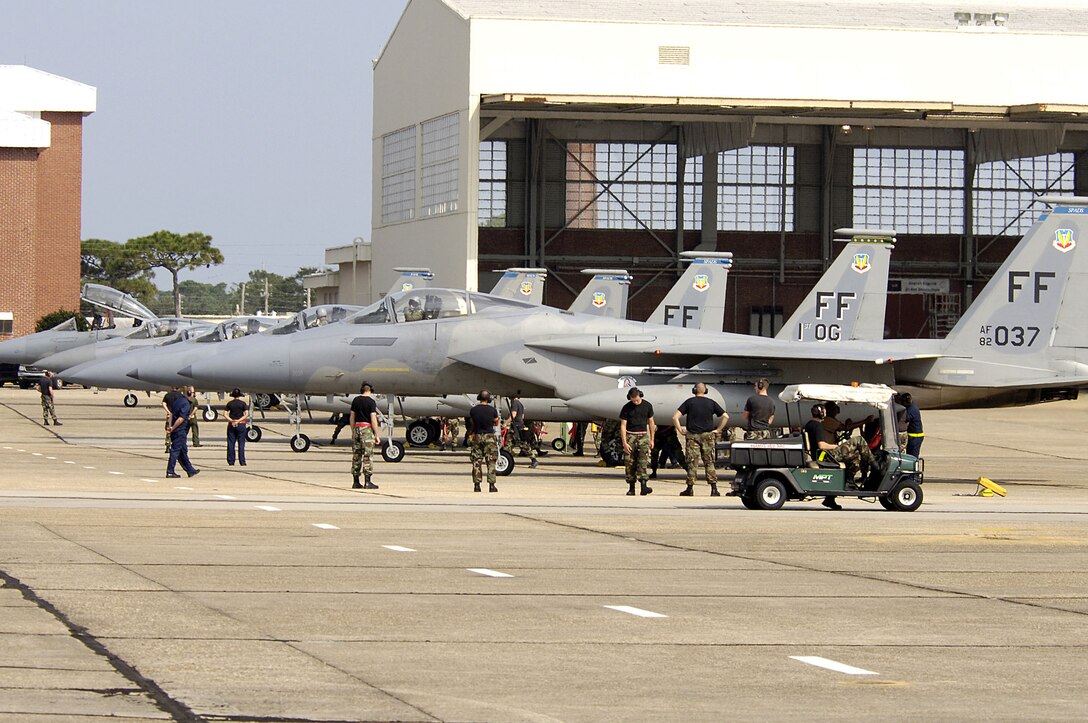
[239,267,318,315]
[80,238,158,302]
[125,231,224,317]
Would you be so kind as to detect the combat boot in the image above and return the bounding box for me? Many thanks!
[640,482,653,496]
[679,484,694,496]
[351,475,362,489]
[474,482,482,492]
[363,474,378,490]
[489,483,498,493]
[626,482,636,496]
[710,483,720,497]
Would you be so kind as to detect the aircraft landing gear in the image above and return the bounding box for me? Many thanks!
[381,440,405,462]
[123,393,138,408]
[246,425,262,443]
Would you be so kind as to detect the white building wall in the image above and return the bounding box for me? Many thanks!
[470,19,1088,107]
[372,0,478,296]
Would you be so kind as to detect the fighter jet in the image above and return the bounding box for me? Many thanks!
[36,318,210,376]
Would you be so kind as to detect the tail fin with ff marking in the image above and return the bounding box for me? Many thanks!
[387,267,434,297]
[569,269,632,319]
[489,268,548,304]
[935,196,1088,385]
[646,252,733,330]
[777,229,895,343]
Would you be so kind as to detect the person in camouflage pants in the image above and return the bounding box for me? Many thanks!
[826,436,875,482]
[470,433,498,490]
[619,388,656,496]
[624,432,651,490]
[351,425,376,479]
[441,416,460,451]
[684,432,718,486]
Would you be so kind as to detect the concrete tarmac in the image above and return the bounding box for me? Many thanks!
[1,387,1086,722]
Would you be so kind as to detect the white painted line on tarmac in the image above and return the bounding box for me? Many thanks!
[174,486,193,490]
[2,446,10,449]
[32,452,42,456]
[313,523,339,530]
[46,456,56,460]
[604,605,668,618]
[63,460,75,464]
[790,656,878,676]
[17,449,25,452]
[256,505,281,512]
[108,471,124,476]
[468,568,513,578]
[140,479,158,484]
[82,466,95,469]
[382,545,416,552]
[215,495,237,500]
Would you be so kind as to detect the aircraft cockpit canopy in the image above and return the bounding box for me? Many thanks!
[270,304,362,335]
[197,317,277,343]
[127,319,186,340]
[345,289,534,325]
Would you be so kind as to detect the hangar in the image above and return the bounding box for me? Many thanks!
[371,0,1088,337]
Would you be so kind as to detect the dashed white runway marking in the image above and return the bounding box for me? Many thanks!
[140,479,158,484]
[790,656,878,676]
[17,449,25,452]
[31,452,42,456]
[382,545,416,552]
[82,466,95,470]
[215,495,237,500]
[313,523,339,530]
[174,486,193,491]
[46,456,56,460]
[2,446,10,449]
[468,568,513,578]
[108,471,124,476]
[604,605,668,619]
[63,461,75,464]
[256,505,281,512]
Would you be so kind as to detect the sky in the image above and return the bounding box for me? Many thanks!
[2,0,407,286]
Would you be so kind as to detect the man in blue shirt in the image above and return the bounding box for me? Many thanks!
[166,392,200,479]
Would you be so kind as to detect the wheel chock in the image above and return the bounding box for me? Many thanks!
[975,477,1007,497]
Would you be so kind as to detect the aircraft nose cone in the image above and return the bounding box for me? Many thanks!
[0,337,29,364]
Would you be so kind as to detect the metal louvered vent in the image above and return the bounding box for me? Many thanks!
[657,46,690,65]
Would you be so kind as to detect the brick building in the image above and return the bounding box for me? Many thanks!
[0,66,96,338]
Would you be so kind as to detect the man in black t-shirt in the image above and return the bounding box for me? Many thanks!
[619,387,656,496]
[673,383,728,496]
[506,391,537,468]
[468,390,501,492]
[38,371,60,425]
[743,378,775,439]
[349,382,382,490]
[224,388,249,467]
[804,403,875,510]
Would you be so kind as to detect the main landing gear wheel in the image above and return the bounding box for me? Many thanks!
[551,437,566,451]
[495,448,515,476]
[407,420,434,447]
[381,440,405,463]
[246,425,263,443]
[290,434,311,453]
[888,480,923,512]
[753,477,787,510]
[202,407,218,422]
[123,393,138,408]
[253,393,279,410]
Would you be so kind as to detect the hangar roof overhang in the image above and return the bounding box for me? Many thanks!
[481,93,1088,130]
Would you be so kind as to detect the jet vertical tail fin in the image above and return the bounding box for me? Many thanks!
[569,269,632,318]
[777,229,895,343]
[938,196,1088,384]
[489,268,548,304]
[646,252,733,330]
[387,267,434,297]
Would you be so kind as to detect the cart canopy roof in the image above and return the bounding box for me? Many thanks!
[778,383,896,409]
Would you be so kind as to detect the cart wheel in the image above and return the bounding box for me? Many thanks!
[381,440,405,463]
[753,477,787,510]
[741,493,760,510]
[888,479,923,512]
[202,407,218,422]
[407,420,433,447]
[123,393,138,408]
[290,434,311,453]
[246,425,262,443]
[551,437,566,451]
[496,448,514,476]
[878,496,897,511]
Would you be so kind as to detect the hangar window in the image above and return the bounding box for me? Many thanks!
[479,141,507,227]
[421,112,460,217]
[0,311,11,336]
[381,126,416,224]
[682,146,795,232]
[852,148,965,233]
[566,143,678,230]
[973,153,1075,235]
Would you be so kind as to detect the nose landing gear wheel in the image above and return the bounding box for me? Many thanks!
[381,440,405,463]
[246,425,263,443]
[495,448,515,476]
[202,407,218,422]
[290,434,311,453]
[551,438,566,452]
[123,393,138,408]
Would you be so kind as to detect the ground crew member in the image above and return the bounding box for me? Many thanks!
[673,382,728,496]
[349,382,381,489]
[161,385,183,453]
[803,403,875,510]
[38,370,60,426]
[506,391,538,468]
[743,378,774,439]
[901,392,925,458]
[224,388,249,466]
[166,391,199,479]
[185,387,202,447]
[619,387,656,496]
[440,416,460,451]
[468,390,500,492]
